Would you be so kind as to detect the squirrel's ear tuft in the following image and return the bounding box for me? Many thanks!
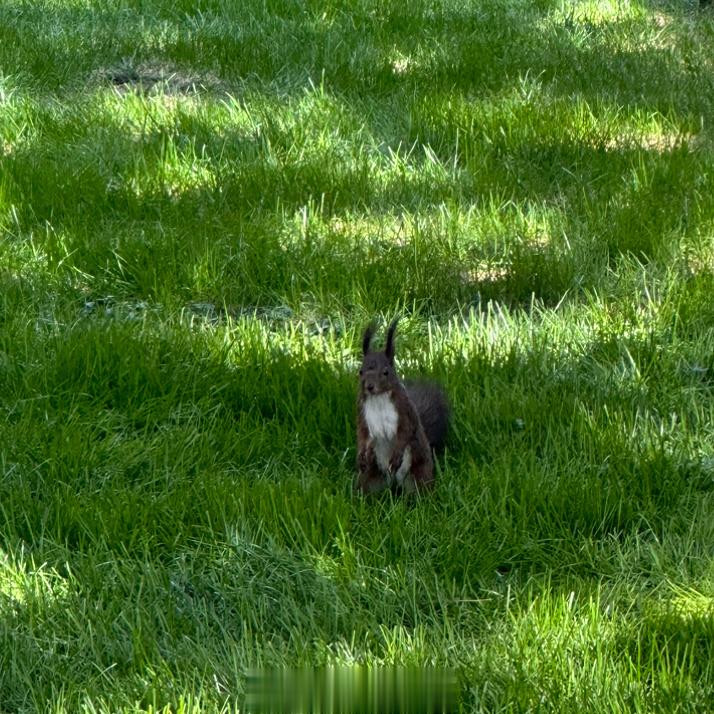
[362,323,376,355]
[385,318,399,361]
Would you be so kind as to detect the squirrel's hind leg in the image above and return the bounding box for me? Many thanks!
[355,462,390,495]
[407,454,435,493]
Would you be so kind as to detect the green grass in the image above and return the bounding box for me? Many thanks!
[1,0,714,711]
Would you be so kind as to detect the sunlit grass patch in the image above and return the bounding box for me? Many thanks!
[0,548,69,608]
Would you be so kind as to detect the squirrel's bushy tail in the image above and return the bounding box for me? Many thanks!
[405,381,450,451]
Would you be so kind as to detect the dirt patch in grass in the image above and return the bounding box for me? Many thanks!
[95,60,225,95]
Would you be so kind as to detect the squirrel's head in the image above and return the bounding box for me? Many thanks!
[359,319,400,397]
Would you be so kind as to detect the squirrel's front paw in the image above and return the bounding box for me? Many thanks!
[357,448,372,471]
[389,450,404,473]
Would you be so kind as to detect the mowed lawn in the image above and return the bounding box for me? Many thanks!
[1,0,714,711]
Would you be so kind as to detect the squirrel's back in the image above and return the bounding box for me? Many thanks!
[405,381,450,452]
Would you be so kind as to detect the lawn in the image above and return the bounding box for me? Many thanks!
[1,0,713,711]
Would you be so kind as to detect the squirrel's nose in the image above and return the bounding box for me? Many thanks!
[366,382,375,393]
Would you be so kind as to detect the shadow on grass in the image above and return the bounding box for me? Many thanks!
[0,521,364,710]
[3,303,713,561]
[2,0,713,314]
[1,306,713,707]
[2,2,714,708]
[3,100,713,314]
[2,0,712,109]
[1,0,712,576]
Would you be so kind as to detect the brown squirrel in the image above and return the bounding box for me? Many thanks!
[355,319,449,495]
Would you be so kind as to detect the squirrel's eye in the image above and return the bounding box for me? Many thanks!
[383,369,389,377]
[359,369,363,376]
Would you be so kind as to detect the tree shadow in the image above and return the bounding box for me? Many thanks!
[1,0,713,316]
[4,95,713,315]
[3,0,712,111]
[2,286,713,705]
[2,1,714,707]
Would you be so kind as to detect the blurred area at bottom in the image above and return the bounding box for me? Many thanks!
[243,665,458,714]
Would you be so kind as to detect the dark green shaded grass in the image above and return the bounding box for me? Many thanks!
[2,281,714,709]
[2,0,714,711]
[1,281,713,709]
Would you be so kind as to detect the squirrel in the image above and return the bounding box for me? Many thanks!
[355,319,449,495]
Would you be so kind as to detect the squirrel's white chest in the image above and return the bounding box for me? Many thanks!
[363,393,398,441]
[362,394,411,484]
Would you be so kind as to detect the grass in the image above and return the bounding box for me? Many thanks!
[1,0,714,711]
